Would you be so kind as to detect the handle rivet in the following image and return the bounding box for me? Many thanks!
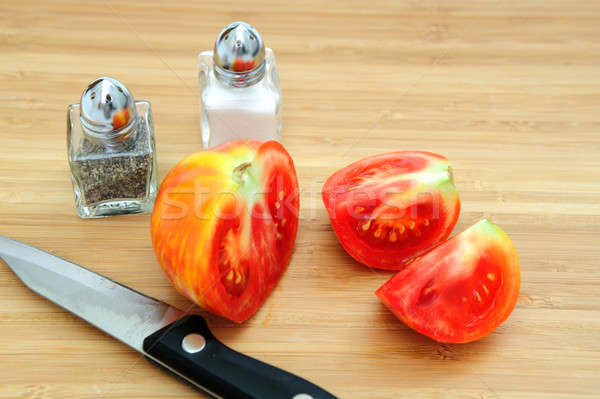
[293,394,314,399]
[181,333,206,354]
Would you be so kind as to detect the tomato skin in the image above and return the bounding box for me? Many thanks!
[151,140,299,323]
[322,151,460,270]
[376,219,520,343]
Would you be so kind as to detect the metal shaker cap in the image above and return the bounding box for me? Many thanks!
[213,22,266,87]
[79,77,137,144]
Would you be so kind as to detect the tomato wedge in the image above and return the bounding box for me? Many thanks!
[322,151,460,270]
[151,140,299,323]
[376,219,520,343]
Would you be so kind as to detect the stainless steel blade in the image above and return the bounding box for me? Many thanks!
[0,235,184,353]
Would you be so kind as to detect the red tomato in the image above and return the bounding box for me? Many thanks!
[151,140,299,322]
[376,219,521,343]
[322,151,460,270]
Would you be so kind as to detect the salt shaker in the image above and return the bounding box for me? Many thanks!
[198,21,282,148]
[67,77,158,218]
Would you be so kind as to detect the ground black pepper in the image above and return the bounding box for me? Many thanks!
[71,117,153,205]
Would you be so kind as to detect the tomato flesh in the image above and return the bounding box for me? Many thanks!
[259,142,299,264]
[215,211,248,297]
[376,219,520,343]
[322,151,460,270]
[151,140,299,323]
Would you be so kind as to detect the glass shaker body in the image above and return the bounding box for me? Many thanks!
[67,100,157,218]
[198,48,282,148]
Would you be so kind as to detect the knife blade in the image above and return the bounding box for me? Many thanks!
[0,235,337,399]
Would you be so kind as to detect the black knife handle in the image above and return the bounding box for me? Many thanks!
[143,315,337,399]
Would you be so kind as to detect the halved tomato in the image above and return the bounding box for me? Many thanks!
[322,151,460,270]
[151,140,299,323]
[376,219,520,343]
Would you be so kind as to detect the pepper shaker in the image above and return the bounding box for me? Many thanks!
[198,21,282,148]
[67,77,158,218]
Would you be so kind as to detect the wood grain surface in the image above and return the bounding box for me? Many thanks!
[1,1,599,398]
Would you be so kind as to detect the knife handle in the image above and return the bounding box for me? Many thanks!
[143,315,337,399]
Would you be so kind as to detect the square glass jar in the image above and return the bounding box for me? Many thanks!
[67,100,157,218]
[198,48,282,148]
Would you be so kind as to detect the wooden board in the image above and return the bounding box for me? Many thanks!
[1,1,599,397]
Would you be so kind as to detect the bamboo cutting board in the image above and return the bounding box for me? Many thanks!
[1,1,599,398]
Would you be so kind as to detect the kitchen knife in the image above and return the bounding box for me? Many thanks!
[0,235,337,399]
